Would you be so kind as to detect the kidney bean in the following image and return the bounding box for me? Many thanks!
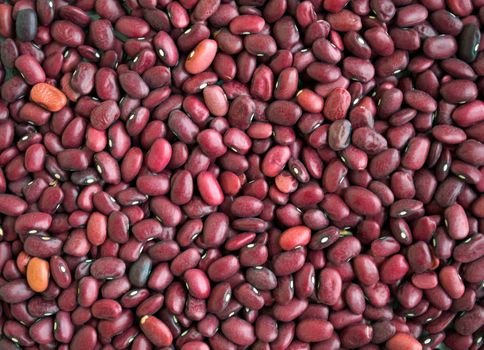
[386,332,423,350]
[343,57,375,83]
[423,35,458,59]
[233,282,264,310]
[15,8,37,43]
[352,127,388,155]
[379,254,409,284]
[14,55,45,86]
[340,323,373,348]
[306,62,341,84]
[0,279,35,303]
[29,82,67,112]
[90,257,125,280]
[244,267,277,292]
[452,306,483,339]
[437,265,464,300]
[185,39,218,75]
[90,299,122,320]
[207,255,239,281]
[458,24,480,63]
[272,298,308,323]
[220,316,256,346]
[295,318,333,342]
[145,138,172,173]
[24,234,62,258]
[139,315,173,347]
[203,85,229,117]
[127,254,152,288]
[26,257,49,293]
[253,315,277,343]
[396,281,423,310]
[462,256,484,283]
[207,281,231,315]
[279,226,311,250]
[453,233,484,263]
[364,282,391,309]
[317,267,342,305]
[344,186,382,215]
[343,283,364,315]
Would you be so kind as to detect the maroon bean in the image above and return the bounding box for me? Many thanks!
[243,33,277,57]
[259,145,290,178]
[296,318,334,342]
[24,234,62,258]
[453,233,484,263]
[234,282,264,310]
[221,317,256,346]
[375,50,409,77]
[317,267,342,305]
[343,57,375,83]
[353,254,379,286]
[1,76,29,103]
[152,31,179,67]
[390,199,424,218]
[345,283,366,314]
[15,55,45,85]
[340,323,373,349]
[91,257,126,280]
[0,279,35,303]
[50,256,71,289]
[246,266,277,291]
[344,186,382,216]
[379,254,409,284]
[185,269,211,299]
[352,127,388,155]
[462,256,484,284]
[423,35,458,59]
[307,62,342,84]
[208,255,239,281]
[51,20,85,47]
[273,298,309,322]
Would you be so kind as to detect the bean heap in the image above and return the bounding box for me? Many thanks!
[0,0,483,349]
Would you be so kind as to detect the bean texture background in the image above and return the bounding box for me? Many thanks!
[0,0,482,349]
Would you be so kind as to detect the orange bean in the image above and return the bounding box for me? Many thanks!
[26,257,50,292]
[279,226,312,250]
[30,82,67,112]
[185,39,218,74]
[386,333,423,350]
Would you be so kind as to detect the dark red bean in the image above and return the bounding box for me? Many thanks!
[0,279,35,303]
[221,317,256,346]
[344,186,382,215]
[296,318,333,342]
[91,257,126,280]
[379,254,409,284]
[317,267,342,305]
[423,35,458,59]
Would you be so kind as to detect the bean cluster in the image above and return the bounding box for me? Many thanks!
[0,0,483,349]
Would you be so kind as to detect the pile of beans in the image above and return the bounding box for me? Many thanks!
[0,0,483,349]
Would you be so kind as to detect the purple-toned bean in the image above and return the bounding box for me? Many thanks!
[296,318,333,342]
[317,267,342,305]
